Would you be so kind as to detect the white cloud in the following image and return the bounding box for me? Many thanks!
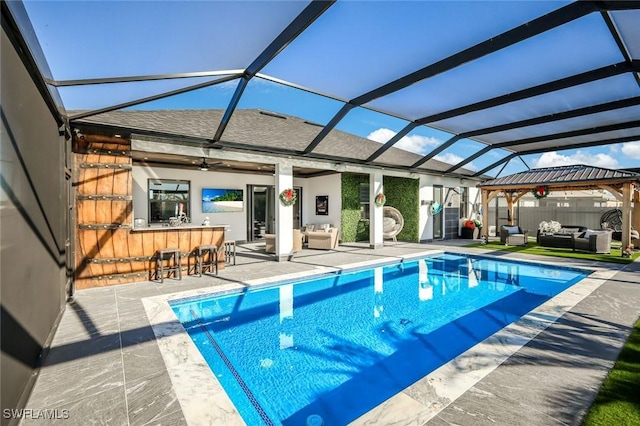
[367,128,441,155]
[204,79,240,93]
[367,128,396,143]
[367,128,477,170]
[532,151,619,169]
[434,153,477,171]
[621,141,640,159]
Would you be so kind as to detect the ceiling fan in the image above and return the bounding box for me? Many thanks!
[198,158,222,171]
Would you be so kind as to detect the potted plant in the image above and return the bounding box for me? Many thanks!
[461,219,476,239]
[472,218,482,239]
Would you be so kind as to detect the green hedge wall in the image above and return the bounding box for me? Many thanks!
[383,176,420,242]
[340,174,420,243]
[341,174,369,242]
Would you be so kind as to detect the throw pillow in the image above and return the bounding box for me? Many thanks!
[561,228,579,234]
[583,230,606,239]
[503,226,520,234]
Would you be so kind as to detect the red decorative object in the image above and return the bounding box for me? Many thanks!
[463,219,476,229]
[533,185,550,199]
[279,188,297,206]
[374,193,386,207]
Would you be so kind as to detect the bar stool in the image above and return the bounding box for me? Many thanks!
[196,244,219,276]
[224,240,236,266]
[155,248,181,282]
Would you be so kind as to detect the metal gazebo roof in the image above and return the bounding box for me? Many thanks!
[476,164,640,249]
[4,0,640,177]
[479,164,640,190]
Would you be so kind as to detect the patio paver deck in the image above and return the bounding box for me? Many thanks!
[19,240,640,425]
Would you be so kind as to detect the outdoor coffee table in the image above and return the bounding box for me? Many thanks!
[538,233,574,249]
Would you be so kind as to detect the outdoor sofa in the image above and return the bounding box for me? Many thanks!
[537,225,587,249]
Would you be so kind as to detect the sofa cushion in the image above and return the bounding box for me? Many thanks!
[383,217,397,232]
[581,229,608,238]
[503,226,520,234]
[581,229,607,239]
[560,228,580,234]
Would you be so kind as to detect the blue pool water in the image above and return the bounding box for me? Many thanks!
[171,253,589,425]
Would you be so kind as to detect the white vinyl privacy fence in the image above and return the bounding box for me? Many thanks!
[484,194,624,236]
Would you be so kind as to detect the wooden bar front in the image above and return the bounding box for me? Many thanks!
[73,134,226,289]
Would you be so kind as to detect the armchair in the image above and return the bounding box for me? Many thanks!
[265,229,303,254]
[307,227,340,250]
[573,230,612,254]
[500,225,529,246]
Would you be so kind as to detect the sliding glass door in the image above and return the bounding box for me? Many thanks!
[246,185,301,241]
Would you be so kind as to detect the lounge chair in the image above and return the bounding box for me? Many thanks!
[500,225,528,246]
[383,206,404,244]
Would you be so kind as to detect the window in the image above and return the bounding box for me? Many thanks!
[433,185,443,239]
[148,179,190,224]
[360,183,370,220]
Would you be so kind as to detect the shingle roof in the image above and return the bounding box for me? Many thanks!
[480,164,640,187]
[76,109,477,175]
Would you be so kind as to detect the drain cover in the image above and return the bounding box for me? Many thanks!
[306,414,324,426]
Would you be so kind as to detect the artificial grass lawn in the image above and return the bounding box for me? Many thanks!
[466,239,640,264]
[581,318,640,426]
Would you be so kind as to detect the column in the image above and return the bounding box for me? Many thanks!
[633,187,640,246]
[481,189,489,239]
[370,172,384,249]
[622,182,632,250]
[275,162,294,261]
[506,193,515,226]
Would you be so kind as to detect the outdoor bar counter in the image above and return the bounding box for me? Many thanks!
[75,223,228,289]
[130,224,229,232]
[73,134,234,289]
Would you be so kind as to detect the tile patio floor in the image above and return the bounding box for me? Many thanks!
[20,240,640,425]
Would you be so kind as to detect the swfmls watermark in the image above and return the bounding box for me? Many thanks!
[3,409,70,420]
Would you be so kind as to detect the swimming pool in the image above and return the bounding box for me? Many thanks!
[171,253,589,425]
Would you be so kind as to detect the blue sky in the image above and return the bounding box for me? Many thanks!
[21,0,640,176]
[129,78,640,175]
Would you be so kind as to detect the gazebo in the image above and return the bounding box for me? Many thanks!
[478,165,640,249]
